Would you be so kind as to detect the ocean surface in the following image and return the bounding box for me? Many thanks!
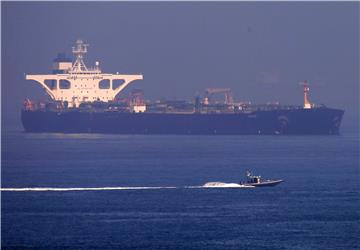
[1,130,359,249]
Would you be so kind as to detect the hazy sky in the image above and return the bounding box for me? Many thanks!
[1,2,359,130]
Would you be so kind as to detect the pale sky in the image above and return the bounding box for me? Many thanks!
[2,2,359,131]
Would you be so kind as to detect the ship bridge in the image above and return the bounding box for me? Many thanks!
[26,39,143,108]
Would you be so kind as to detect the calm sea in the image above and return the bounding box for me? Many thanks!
[1,130,359,249]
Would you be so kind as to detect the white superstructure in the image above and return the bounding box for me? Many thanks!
[26,39,143,108]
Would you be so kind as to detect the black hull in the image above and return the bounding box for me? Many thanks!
[21,108,344,135]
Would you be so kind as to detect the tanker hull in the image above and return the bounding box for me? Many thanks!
[21,108,344,135]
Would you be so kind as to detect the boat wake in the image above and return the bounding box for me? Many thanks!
[1,183,254,192]
[0,186,177,192]
[201,182,254,188]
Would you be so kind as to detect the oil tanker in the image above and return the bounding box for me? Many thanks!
[22,40,344,135]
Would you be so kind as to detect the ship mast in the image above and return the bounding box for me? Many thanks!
[301,81,311,109]
[70,39,89,73]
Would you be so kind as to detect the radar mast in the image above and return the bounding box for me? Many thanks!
[71,39,89,73]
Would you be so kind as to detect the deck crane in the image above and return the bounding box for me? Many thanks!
[203,88,234,105]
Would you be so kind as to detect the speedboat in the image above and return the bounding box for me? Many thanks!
[240,171,283,187]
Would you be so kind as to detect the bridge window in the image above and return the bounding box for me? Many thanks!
[44,79,57,90]
[99,79,110,89]
[112,79,125,90]
[59,79,71,89]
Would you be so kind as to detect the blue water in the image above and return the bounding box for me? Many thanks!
[2,131,360,249]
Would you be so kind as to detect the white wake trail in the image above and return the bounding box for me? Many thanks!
[1,183,253,192]
[201,182,254,188]
[0,186,177,192]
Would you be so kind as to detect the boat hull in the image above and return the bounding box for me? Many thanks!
[244,180,284,187]
[21,108,344,135]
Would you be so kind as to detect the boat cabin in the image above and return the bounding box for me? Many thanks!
[246,171,261,184]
